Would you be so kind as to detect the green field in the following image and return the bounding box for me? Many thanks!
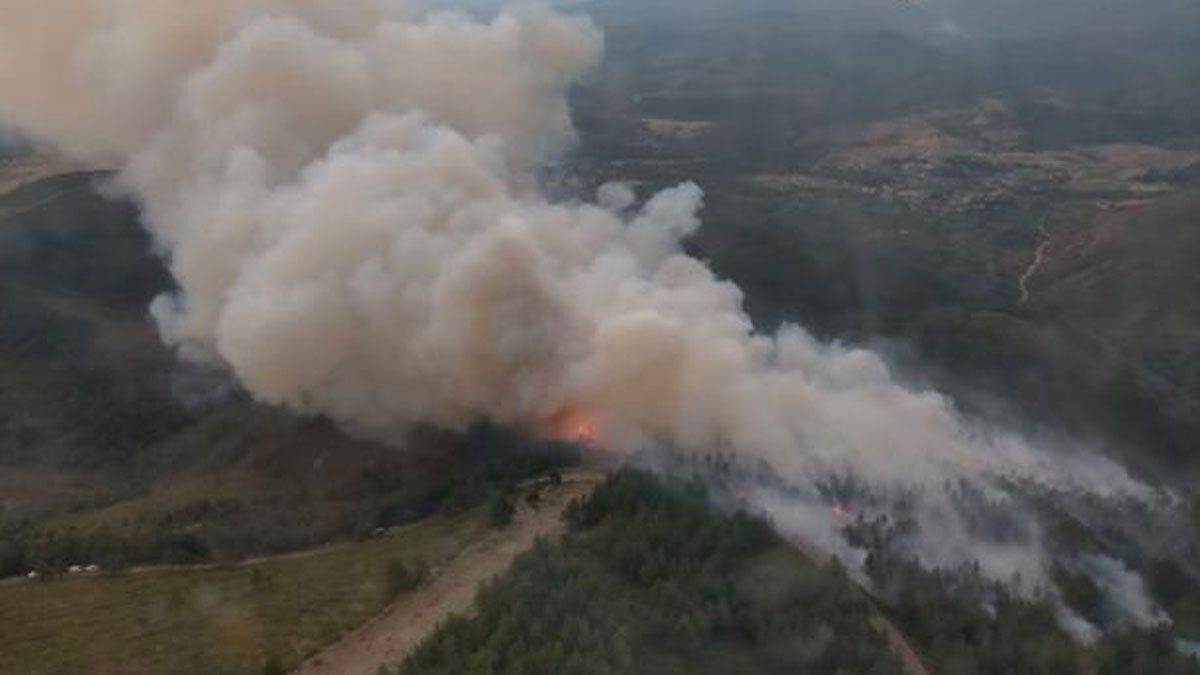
[0,509,487,675]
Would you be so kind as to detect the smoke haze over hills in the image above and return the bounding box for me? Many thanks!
[0,0,1178,628]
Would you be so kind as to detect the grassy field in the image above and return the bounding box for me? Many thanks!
[0,508,488,675]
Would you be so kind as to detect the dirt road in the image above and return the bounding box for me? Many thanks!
[783,537,932,675]
[871,614,933,675]
[0,154,102,196]
[1019,220,1052,305]
[294,475,601,675]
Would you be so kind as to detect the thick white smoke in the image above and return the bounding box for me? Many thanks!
[0,0,1164,596]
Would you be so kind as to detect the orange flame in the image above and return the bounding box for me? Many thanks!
[542,405,601,447]
[830,504,854,520]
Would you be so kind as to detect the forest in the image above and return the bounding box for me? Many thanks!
[394,469,1200,675]
[0,422,577,576]
[399,468,900,675]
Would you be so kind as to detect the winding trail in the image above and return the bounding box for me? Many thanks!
[0,186,77,223]
[1019,220,1051,305]
[782,528,931,674]
[871,613,933,675]
[293,474,602,675]
[0,160,109,224]
[0,155,102,196]
[785,538,932,675]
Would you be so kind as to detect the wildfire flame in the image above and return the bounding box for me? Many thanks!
[542,405,601,447]
[830,504,854,520]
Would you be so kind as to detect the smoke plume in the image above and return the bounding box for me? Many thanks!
[0,0,1166,597]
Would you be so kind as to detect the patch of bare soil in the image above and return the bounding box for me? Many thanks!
[293,474,602,675]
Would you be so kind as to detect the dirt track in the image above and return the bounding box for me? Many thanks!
[0,154,101,196]
[871,614,933,675]
[783,539,931,675]
[294,475,601,675]
[1019,220,1052,305]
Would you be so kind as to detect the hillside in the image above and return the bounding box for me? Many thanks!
[0,507,487,675]
[0,173,581,578]
[394,470,1198,675]
[570,0,1200,478]
[915,192,1200,472]
[2,1,1200,672]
